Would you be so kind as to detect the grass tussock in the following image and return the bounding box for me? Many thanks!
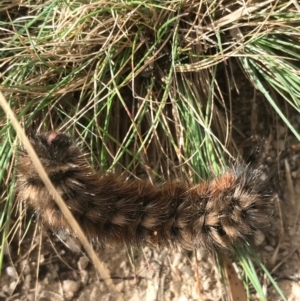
[0,0,299,300]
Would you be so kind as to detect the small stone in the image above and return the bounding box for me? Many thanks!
[6,266,18,280]
[280,250,289,257]
[21,260,31,275]
[264,245,274,252]
[62,280,80,299]
[9,281,17,292]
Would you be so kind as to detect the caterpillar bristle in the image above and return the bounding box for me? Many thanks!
[16,132,274,251]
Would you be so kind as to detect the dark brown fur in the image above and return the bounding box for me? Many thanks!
[16,132,274,251]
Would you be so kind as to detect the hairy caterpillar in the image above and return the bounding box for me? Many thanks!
[16,132,273,251]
